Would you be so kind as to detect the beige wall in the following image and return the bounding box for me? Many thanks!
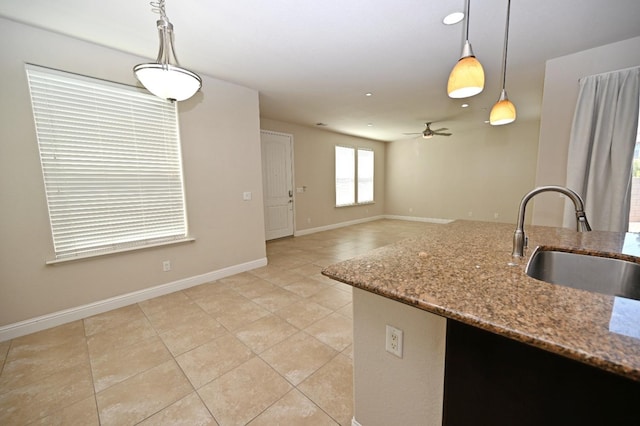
[385,120,540,224]
[260,118,386,232]
[533,36,640,227]
[0,18,266,328]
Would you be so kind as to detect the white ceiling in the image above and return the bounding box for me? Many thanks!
[1,0,639,141]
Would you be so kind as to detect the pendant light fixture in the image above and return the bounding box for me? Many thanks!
[490,0,516,125]
[447,0,485,98]
[133,0,202,102]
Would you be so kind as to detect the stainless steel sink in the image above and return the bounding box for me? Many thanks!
[525,247,640,301]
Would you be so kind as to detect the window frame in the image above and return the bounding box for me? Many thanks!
[25,64,192,263]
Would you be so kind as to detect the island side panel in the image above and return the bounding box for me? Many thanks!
[352,288,447,426]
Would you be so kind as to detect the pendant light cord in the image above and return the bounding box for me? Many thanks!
[500,0,512,90]
[150,0,168,20]
[464,0,470,42]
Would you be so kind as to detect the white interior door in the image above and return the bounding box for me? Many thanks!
[261,131,294,240]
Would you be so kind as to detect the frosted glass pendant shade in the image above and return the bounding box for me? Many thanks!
[134,63,201,101]
[447,42,485,98]
[490,90,516,125]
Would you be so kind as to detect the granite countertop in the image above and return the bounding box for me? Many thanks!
[321,220,640,382]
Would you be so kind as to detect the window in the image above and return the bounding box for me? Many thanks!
[26,64,189,261]
[357,148,374,203]
[335,146,374,206]
[335,146,355,206]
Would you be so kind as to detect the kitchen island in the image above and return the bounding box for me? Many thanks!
[322,220,640,426]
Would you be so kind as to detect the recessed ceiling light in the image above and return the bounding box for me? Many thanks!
[461,103,469,108]
[367,123,374,127]
[443,12,464,25]
[365,92,373,97]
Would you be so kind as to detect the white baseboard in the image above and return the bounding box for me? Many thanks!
[294,214,452,237]
[383,214,454,224]
[0,257,267,342]
[294,215,386,236]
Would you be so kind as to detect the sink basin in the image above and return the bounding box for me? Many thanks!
[525,247,640,301]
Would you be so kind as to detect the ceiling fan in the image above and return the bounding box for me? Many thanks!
[403,122,452,139]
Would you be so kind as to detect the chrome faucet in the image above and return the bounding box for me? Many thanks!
[512,186,591,257]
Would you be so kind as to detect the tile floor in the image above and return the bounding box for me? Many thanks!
[0,219,436,425]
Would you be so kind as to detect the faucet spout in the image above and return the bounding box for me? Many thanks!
[512,186,591,258]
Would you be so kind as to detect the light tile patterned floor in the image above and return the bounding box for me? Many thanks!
[0,219,436,425]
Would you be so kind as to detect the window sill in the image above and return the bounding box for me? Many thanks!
[45,237,196,265]
[335,201,375,208]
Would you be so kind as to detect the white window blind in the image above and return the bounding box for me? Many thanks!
[26,64,188,260]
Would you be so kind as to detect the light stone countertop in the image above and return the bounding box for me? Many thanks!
[321,220,640,382]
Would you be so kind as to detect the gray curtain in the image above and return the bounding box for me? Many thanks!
[564,67,640,232]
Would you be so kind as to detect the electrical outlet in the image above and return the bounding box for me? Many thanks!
[385,325,403,358]
[162,260,171,272]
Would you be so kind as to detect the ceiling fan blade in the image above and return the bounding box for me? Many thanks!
[402,132,422,135]
[432,128,448,132]
[434,132,452,136]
